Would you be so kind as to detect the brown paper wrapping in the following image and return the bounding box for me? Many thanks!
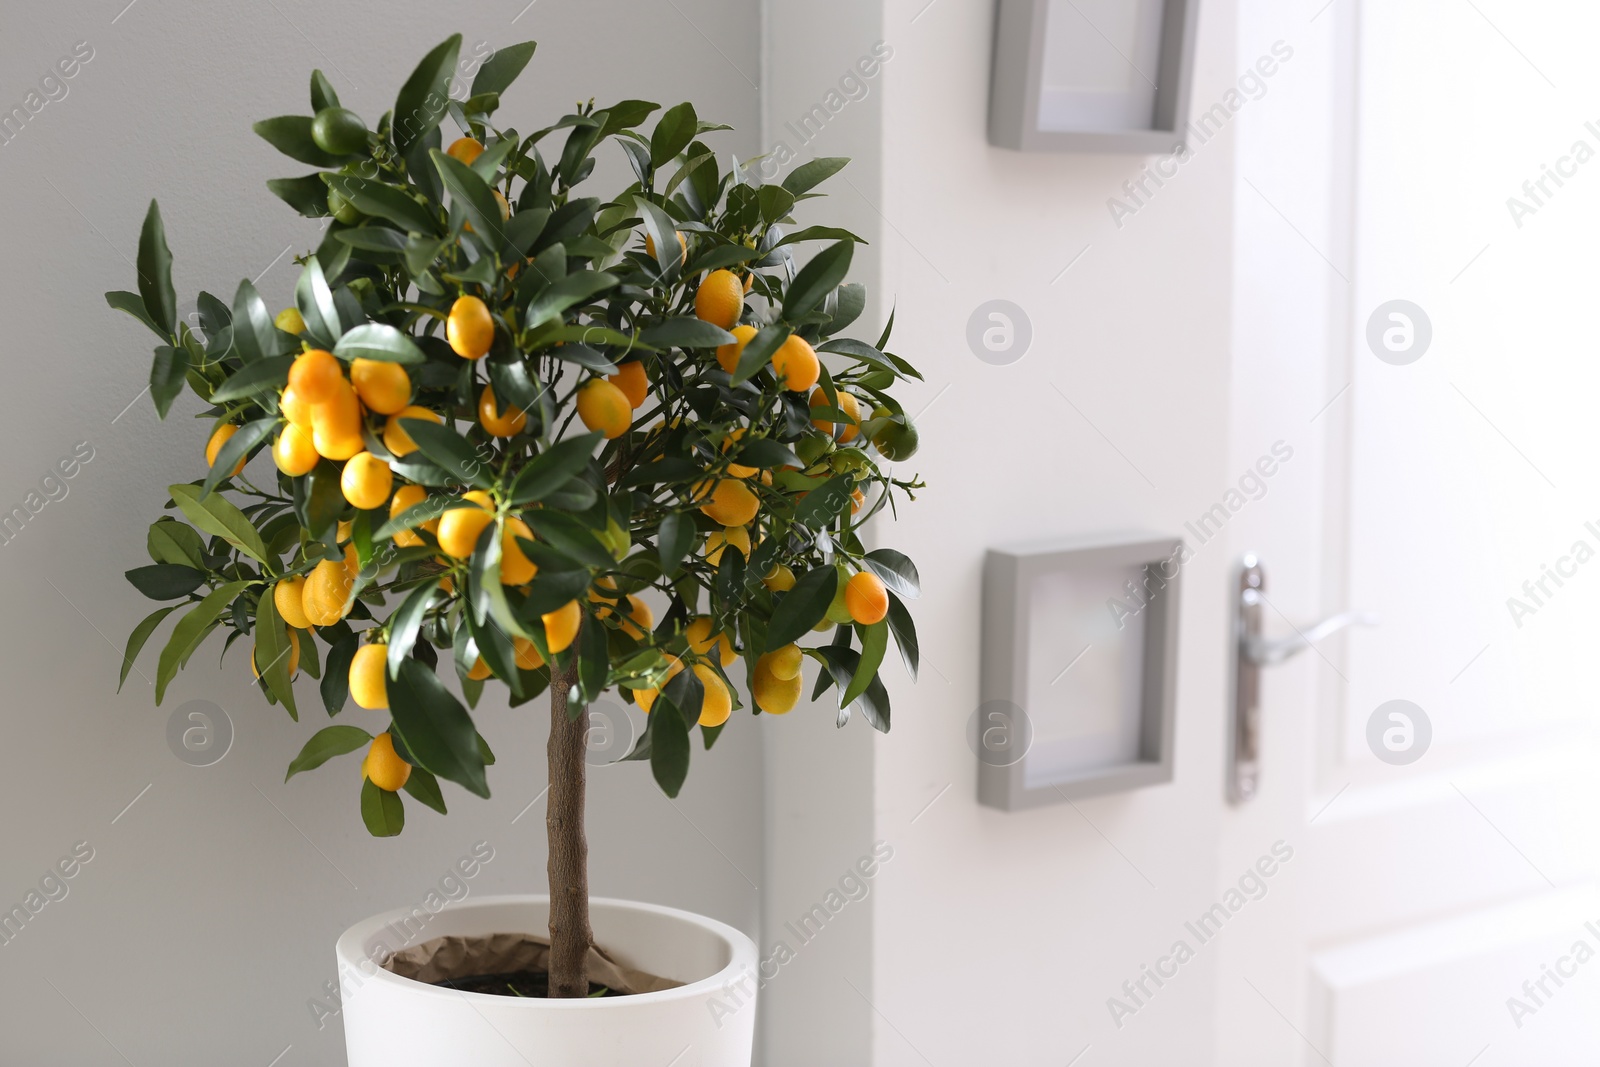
[384,932,684,995]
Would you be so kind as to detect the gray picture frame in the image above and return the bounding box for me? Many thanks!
[988,0,1201,154]
[978,533,1181,810]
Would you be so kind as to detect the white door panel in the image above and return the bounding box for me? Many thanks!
[1224,0,1600,1063]
[1309,884,1600,1066]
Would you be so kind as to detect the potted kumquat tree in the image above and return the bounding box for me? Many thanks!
[113,34,922,1067]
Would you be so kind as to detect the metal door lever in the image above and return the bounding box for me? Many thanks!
[1243,607,1380,666]
[1230,553,1377,803]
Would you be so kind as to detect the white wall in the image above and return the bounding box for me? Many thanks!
[862,1,1241,1064]
[758,4,888,1065]
[0,5,764,1066]
[1,0,1260,1062]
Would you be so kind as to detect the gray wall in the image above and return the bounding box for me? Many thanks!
[0,4,763,1065]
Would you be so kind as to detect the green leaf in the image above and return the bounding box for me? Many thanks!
[298,629,323,680]
[285,724,371,780]
[574,614,608,706]
[253,115,350,166]
[255,586,299,721]
[508,433,601,504]
[295,257,341,347]
[843,620,888,708]
[635,197,685,278]
[502,208,550,258]
[399,419,495,489]
[731,324,789,387]
[767,565,838,649]
[463,517,502,623]
[782,156,849,196]
[403,766,448,814]
[147,519,205,568]
[542,343,617,374]
[325,175,441,235]
[310,69,340,112]
[793,474,855,531]
[885,591,918,681]
[321,631,358,715]
[149,346,187,419]
[137,201,176,335]
[125,564,206,601]
[511,577,585,637]
[618,138,653,187]
[463,91,501,117]
[824,282,867,334]
[684,244,761,275]
[862,549,921,599]
[297,459,346,542]
[231,278,289,363]
[201,417,275,497]
[533,323,653,356]
[333,323,426,365]
[154,582,249,704]
[105,290,165,340]
[639,317,735,350]
[209,356,294,404]
[857,669,891,732]
[597,99,661,140]
[757,184,796,225]
[472,40,537,98]
[661,664,705,731]
[195,293,231,335]
[333,227,410,256]
[394,35,463,153]
[169,484,272,565]
[523,271,620,332]
[649,697,690,797]
[701,722,725,750]
[360,777,406,836]
[656,511,693,573]
[783,240,854,321]
[775,225,868,248]
[267,174,334,218]
[431,148,507,245]
[119,605,177,692]
[371,497,448,541]
[387,578,441,681]
[735,438,802,469]
[486,358,546,421]
[809,642,891,732]
[650,102,698,167]
[817,337,900,376]
[520,511,615,569]
[388,657,490,798]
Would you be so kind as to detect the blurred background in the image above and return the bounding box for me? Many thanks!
[3,1,1598,1065]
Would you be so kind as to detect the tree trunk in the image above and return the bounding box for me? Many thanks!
[545,658,592,998]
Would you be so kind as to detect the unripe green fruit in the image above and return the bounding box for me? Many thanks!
[327,187,361,224]
[794,432,832,466]
[825,565,853,624]
[872,419,919,462]
[311,107,369,156]
[829,449,870,474]
[599,517,630,561]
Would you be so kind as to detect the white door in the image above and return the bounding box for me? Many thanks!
[1220,0,1600,1063]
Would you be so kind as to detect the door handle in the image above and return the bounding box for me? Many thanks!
[1229,553,1378,804]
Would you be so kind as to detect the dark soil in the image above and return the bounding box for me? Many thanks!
[430,969,620,998]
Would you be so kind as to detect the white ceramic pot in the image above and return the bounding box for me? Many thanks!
[336,895,758,1067]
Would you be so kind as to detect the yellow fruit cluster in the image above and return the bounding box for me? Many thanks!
[266,343,417,521]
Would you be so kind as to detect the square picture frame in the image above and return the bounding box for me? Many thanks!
[988,0,1201,153]
[978,533,1181,810]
